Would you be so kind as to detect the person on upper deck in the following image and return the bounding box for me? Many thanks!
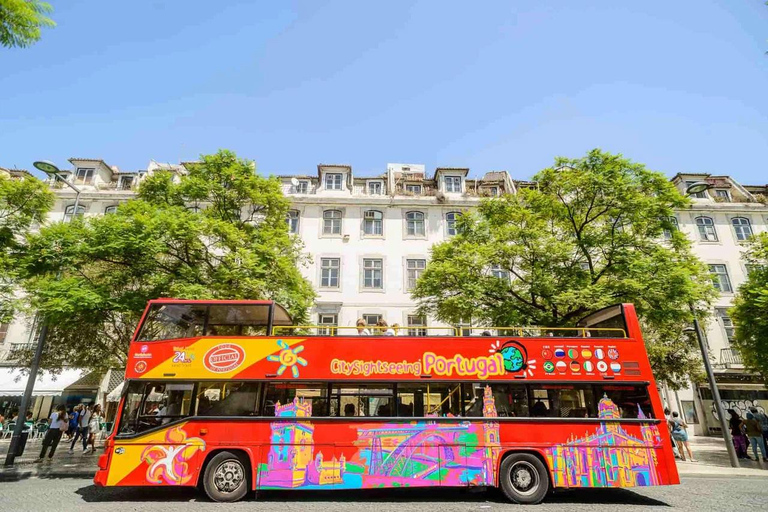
[355,318,371,336]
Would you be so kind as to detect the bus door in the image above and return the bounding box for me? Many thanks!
[106,382,204,487]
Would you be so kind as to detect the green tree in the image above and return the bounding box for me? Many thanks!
[0,0,55,48]
[18,150,315,372]
[0,171,53,323]
[730,232,768,379]
[412,149,715,387]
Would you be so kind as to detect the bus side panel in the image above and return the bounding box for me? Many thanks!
[102,422,206,487]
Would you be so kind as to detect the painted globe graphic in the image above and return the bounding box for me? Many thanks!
[500,345,525,372]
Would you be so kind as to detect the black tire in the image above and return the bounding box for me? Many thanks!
[498,453,550,504]
[202,451,250,502]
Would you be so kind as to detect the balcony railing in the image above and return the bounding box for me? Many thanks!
[720,347,743,366]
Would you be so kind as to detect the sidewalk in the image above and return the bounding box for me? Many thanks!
[675,435,768,477]
[0,436,100,481]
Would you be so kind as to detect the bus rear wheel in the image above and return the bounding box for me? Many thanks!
[203,451,249,502]
[498,453,549,504]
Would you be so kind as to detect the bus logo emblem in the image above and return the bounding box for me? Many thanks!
[204,343,245,373]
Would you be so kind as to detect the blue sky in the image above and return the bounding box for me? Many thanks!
[1,1,767,182]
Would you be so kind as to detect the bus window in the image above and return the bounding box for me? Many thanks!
[195,381,261,416]
[397,383,461,417]
[528,385,596,418]
[117,381,194,435]
[593,385,653,419]
[137,304,206,341]
[330,384,394,417]
[262,382,330,417]
[207,305,269,336]
[465,384,528,418]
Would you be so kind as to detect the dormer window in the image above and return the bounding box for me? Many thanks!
[489,186,499,196]
[325,173,343,190]
[715,189,731,201]
[444,176,462,193]
[296,180,309,194]
[405,184,422,195]
[75,168,94,185]
[119,176,134,190]
[368,181,383,195]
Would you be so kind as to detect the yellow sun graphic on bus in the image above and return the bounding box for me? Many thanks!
[267,340,307,378]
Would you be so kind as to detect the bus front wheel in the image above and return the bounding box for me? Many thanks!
[203,451,249,502]
[498,453,549,504]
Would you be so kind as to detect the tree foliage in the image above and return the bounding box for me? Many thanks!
[412,149,715,387]
[0,0,54,48]
[730,232,768,380]
[18,150,315,372]
[0,171,53,323]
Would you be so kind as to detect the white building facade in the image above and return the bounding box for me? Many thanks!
[0,161,766,435]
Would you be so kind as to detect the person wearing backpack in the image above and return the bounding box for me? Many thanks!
[668,411,697,462]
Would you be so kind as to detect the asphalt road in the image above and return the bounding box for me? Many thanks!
[0,475,765,510]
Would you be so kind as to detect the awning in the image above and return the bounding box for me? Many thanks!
[0,368,84,397]
[106,381,124,402]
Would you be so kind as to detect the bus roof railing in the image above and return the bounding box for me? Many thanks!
[272,325,628,338]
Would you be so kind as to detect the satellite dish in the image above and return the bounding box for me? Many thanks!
[290,177,300,187]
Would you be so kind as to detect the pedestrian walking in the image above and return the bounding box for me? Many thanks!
[749,406,768,450]
[728,409,750,459]
[744,412,768,462]
[668,411,696,462]
[86,404,103,454]
[35,405,68,462]
[68,404,92,453]
[66,405,80,441]
[664,407,682,459]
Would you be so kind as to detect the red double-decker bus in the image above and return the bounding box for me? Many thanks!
[94,299,679,503]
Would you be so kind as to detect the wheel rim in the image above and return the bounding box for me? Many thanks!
[213,460,245,494]
[509,461,539,496]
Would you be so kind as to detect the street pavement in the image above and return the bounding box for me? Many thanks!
[0,475,766,511]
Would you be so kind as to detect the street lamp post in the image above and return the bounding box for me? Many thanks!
[4,161,82,467]
[683,181,740,468]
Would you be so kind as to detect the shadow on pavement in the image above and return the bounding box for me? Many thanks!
[75,485,671,506]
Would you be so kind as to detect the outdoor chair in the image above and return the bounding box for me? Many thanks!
[3,422,15,439]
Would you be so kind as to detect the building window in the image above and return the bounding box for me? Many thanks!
[715,189,731,201]
[491,265,510,281]
[362,314,381,327]
[75,168,94,185]
[446,212,461,236]
[405,211,425,237]
[368,181,383,195]
[0,322,8,344]
[444,176,462,193]
[685,181,708,199]
[405,184,422,195]
[118,176,134,190]
[324,173,343,190]
[731,217,752,242]
[407,315,427,336]
[716,308,735,343]
[287,210,300,234]
[63,204,85,222]
[363,210,383,236]
[696,216,718,242]
[104,205,118,214]
[318,314,337,336]
[320,258,340,288]
[709,264,733,293]
[296,180,309,194]
[489,186,499,196]
[362,258,383,289]
[662,216,678,240]
[323,210,342,235]
[406,259,426,290]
